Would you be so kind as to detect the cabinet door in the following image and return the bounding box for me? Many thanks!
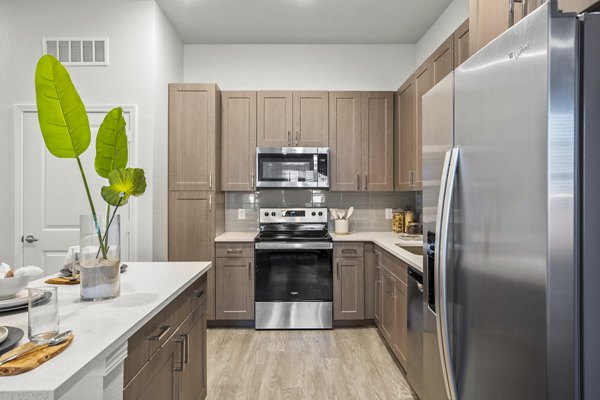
[374,251,383,328]
[364,243,376,319]
[432,35,454,85]
[361,92,394,192]
[469,0,510,56]
[329,92,362,191]
[177,303,207,400]
[169,84,218,191]
[221,91,257,191]
[257,91,293,147]
[293,91,329,147]
[392,277,408,367]
[395,77,417,191]
[415,63,434,191]
[333,257,365,320]
[124,338,178,400]
[454,19,470,69]
[215,257,254,320]
[380,269,395,344]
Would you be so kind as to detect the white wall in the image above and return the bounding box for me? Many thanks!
[184,45,415,90]
[0,0,182,265]
[415,0,469,66]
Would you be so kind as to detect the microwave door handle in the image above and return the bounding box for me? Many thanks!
[435,147,460,400]
[288,130,291,147]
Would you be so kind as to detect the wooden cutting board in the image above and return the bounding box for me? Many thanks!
[45,276,79,285]
[0,333,74,376]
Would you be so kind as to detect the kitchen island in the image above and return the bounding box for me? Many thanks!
[0,262,212,400]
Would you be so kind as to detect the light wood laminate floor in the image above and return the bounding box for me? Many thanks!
[207,327,415,400]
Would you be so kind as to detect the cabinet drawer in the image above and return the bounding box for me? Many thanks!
[333,242,364,258]
[375,245,408,285]
[216,242,254,258]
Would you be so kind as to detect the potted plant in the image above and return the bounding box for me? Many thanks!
[34,55,146,301]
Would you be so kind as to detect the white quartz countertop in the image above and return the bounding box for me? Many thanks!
[332,232,424,273]
[215,232,258,242]
[0,262,212,400]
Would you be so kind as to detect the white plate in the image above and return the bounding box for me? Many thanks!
[0,289,43,310]
[0,326,7,344]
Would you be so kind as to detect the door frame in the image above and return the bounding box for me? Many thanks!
[13,104,138,267]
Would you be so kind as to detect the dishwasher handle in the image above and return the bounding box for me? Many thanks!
[408,266,423,285]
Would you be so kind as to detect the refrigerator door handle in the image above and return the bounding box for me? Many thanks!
[435,147,460,400]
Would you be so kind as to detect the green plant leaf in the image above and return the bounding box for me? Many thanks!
[35,54,90,158]
[95,107,128,178]
[101,168,147,206]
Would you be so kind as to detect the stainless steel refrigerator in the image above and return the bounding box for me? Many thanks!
[421,2,600,400]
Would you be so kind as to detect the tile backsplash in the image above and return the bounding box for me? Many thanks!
[225,190,417,232]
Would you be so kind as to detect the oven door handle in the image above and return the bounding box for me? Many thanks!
[255,242,333,250]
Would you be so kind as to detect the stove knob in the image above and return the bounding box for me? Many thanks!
[318,211,323,216]
[271,212,276,217]
[264,212,269,217]
[311,212,316,216]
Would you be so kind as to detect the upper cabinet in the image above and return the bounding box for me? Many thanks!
[431,36,454,85]
[293,91,329,147]
[469,0,542,56]
[395,77,417,191]
[329,92,363,191]
[257,91,293,147]
[454,19,470,69]
[361,92,394,192]
[169,83,220,191]
[221,91,257,191]
[329,92,394,192]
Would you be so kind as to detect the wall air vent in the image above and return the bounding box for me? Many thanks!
[43,37,109,66]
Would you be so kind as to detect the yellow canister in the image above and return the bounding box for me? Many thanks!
[392,211,405,233]
[403,210,415,232]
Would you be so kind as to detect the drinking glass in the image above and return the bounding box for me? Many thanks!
[28,286,59,344]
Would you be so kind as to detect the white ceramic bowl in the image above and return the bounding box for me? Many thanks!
[0,268,43,300]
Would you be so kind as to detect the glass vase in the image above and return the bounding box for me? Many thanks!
[79,215,121,301]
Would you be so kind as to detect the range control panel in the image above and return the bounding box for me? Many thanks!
[259,208,328,224]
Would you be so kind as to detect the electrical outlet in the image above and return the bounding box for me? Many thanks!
[238,209,246,220]
[385,208,393,219]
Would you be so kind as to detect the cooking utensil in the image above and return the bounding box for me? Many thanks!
[0,330,72,366]
[330,208,339,220]
[346,207,354,220]
[338,210,345,219]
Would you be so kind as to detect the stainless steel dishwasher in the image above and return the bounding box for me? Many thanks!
[407,265,424,399]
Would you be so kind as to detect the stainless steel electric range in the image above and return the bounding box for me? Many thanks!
[254,207,333,330]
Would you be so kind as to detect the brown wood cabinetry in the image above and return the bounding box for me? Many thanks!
[215,243,254,320]
[380,267,395,343]
[169,84,220,191]
[293,91,329,147]
[329,92,362,191]
[373,247,383,328]
[454,19,470,68]
[469,0,543,56]
[392,276,408,366]
[362,92,394,192]
[432,36,454,85]
[221,91,257,191]
[333,243,365,320]
[257,91,293,147]
[124,276,208,400]
[395,77,417,191]
[364,243,377,319]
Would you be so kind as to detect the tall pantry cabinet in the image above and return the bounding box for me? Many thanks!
[168,83,224,320]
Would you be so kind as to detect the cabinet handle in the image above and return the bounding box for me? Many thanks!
[409,170,415,187]
[288,130,291,146]
[356,174,360,190]
[183,334,189,364]
[364,175,368,191]
[209,172,212,189]
[341,248,357,254]
[336,262,340,279]
[509,0,515,26]
[209,194,212,212]
[390,279,395,299]
[148,325,171,341]
[227,248,243,253]
[193,289,205,299]
[174,336,186,372]
[296,130,300,146]
[251,173,255,190]
[248,261,252,280]
[375,250,382,266]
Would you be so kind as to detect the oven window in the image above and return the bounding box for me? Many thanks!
[257,154,316,182]
[255,249,333,302]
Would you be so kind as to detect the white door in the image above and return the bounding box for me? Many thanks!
[20,107,132,274]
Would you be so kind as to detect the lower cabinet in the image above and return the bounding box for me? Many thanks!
[392,276,408,366]
[124,275,208,400]
[215,242,255,320]
[333,243,365,320]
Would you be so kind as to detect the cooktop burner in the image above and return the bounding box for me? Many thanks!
[255,208,331,242]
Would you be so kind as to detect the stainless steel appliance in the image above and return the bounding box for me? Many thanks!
[407,266,424,399]
[254,207,333,329]
[422,3,600,400]
[256,147,329,189]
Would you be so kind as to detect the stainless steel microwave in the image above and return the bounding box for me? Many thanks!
[256,147,329,189]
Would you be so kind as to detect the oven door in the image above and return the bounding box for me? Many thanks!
[255,243,333,302]
[256,147,322,188]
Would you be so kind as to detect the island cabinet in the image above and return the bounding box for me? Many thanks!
[215,242,255,320]
[373,245,409,369]
[333,242,365,320]
[330,92,394,192]
[124,275,208,400]
[221,91,257,191]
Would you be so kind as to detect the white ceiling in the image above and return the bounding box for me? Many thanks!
[156,0,453,44]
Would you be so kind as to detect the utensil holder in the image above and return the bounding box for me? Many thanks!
[335,219,349,235]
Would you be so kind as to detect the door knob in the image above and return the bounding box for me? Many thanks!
[22,235,39,243]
